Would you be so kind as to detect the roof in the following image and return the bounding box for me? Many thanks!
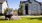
[40,2,42,4]
[20,1,28,3]
[6,1,9,8]
[20,0,42,5]
[20,0,42,6]
[34,0,41,5]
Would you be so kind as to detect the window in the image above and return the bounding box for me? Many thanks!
[31,4,38,11]
[0,3,2,10]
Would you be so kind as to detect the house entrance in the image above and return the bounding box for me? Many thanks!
[25,4,28,15]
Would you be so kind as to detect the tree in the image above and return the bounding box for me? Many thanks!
[4,8,13,15]
[18,3,24,15]
[4,8,13,20]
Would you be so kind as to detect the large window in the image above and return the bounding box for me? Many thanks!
[0,3,2,10]
[31,4,38,11]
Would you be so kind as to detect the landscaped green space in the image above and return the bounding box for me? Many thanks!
[0,16,42,23]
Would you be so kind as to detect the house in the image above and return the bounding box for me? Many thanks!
[19,0,42,15]
[0,0,8,14]
[12,10,18,16]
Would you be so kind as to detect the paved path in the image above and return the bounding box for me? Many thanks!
[19,16,42,17]
[1,16,42,17]
[0,16,42,18]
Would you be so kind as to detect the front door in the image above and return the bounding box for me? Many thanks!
[25,4,28,15]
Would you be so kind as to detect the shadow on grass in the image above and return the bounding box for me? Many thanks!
[26,17,42,20]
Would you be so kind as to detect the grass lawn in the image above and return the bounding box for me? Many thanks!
[0,16,42,23]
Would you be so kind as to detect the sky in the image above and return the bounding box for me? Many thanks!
[7,0,42,10]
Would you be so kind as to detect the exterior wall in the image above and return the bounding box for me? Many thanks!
[28,1,41,15]
[20,0,42,15]
[28,3,32,15]
[0,0,6,3]
[0,0,8,14]
[2,1,8,14]
[21,0,41,15]
[29,0,35,2]
[41,4,42,14]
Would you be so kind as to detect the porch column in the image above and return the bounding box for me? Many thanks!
[28,4,31,15]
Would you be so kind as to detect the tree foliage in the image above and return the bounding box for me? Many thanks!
[4,8,11,14]
[18,4,24,15]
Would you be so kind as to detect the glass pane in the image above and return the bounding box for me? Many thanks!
[31,4,38,11]
[0,4,2,10]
